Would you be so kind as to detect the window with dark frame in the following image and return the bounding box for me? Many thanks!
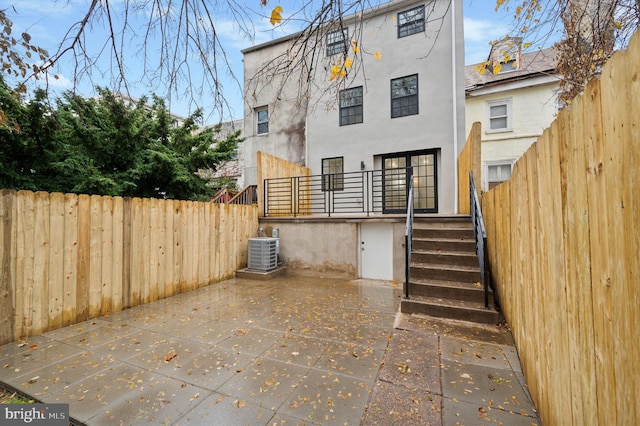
[339,87,363,126]
[391,74,419,118]
[326,28,348,56]
[322,157,344,191]
[256,107,269,134]
[398,5,425,38]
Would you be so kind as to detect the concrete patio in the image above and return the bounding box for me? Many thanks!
[0,276,539,425]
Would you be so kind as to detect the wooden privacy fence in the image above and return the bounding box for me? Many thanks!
[481,32,639,424]
[0,190,259,345]
[256,151,311,217]
[457,121,481,214]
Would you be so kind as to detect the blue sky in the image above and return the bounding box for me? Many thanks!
[4,0,531,123]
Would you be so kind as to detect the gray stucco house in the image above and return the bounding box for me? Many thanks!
[240,0,465,215]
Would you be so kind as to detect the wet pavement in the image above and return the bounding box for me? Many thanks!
[0,276,539,425]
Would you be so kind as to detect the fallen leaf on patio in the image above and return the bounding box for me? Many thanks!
[290,400,299,409]
[190,393,200,401]
[164,351,177,362]
[460,373,471,379]
[29,344,38,350]
[291,351,299,356]
[28,376,39,383]
[237,399,246,408]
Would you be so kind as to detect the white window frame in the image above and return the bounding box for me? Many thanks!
[486,98,512,132]
[484,161,514,191]
[256,106,269,135]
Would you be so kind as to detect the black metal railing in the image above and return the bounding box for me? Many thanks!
[469,172,490,308]
[263,167,413,216]
[404,169,414,299]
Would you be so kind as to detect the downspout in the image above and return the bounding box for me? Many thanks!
[451,0,459,213]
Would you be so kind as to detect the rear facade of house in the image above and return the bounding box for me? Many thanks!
[241,0,465,215]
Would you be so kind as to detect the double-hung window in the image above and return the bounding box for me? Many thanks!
[326,28,348,56]
[339,87,363,126]
[487,99,511,131]
[256,106,269,134]
[322,157,344,191]
[391,74,419,118]
[398,5,425,38]
[485,162,513,190]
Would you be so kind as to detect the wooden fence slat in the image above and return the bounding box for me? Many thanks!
[163,199,174,298]
[16,191,35,338]
[48,192,65,331]
[0,190,17,344]
[100,196,113,316]
[88,195,103,319]
[63,194,78,326]
[76,194,91,322]
[140,198,150,304]
[112,197,124,313]
[130,198,142,306]
[149,198,159,302]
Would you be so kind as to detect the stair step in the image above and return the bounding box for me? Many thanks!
[400,295,499,325]
[413,227,474,240]
[412,238,476,253]
[411,250,479,267]
[407,279,493,303]
[410,262,481,283]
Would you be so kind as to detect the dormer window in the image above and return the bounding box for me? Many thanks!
[489,38,522,74]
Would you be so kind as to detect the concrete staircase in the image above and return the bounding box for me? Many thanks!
[400,216,499,324]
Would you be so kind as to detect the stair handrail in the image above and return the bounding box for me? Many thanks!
[469,171,490,308]
[404,168,414,299]
[229,185,258,205]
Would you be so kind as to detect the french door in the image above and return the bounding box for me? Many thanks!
[382,150,438,214]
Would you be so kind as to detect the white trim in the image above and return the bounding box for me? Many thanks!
[486,98,512,132]
[451,0,459,213]
[484,160,514,191]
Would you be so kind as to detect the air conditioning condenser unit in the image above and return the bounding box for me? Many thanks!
[247,237,279,271]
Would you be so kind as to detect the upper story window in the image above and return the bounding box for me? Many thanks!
[256,106,269,134]
[326,28,348,56]
[398,5,425,38]
[339,86,363,126]
[322,157,344,191]
[391,74,419,118]
[487,99,512,131]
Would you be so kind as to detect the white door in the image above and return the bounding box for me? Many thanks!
[360,223,393,280]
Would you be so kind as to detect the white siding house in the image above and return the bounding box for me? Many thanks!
[465,42,560,191]
[241,0,465,214]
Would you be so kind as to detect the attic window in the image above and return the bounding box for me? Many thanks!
[490,39,522,74]
[398,5,425,38]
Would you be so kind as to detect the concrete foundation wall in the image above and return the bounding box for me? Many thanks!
[259,218,407,281]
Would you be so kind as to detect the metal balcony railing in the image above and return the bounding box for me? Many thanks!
[263,167,413,217]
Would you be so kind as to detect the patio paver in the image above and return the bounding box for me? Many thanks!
[0,276,538,425]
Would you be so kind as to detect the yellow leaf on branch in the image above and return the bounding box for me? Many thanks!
[373,52,382,59]
[344,57,353,69]
[270,6,283,26]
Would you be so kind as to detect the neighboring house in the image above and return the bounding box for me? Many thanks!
[465,39,560,191]
[241,0,465,214]
[197,119,244,191]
